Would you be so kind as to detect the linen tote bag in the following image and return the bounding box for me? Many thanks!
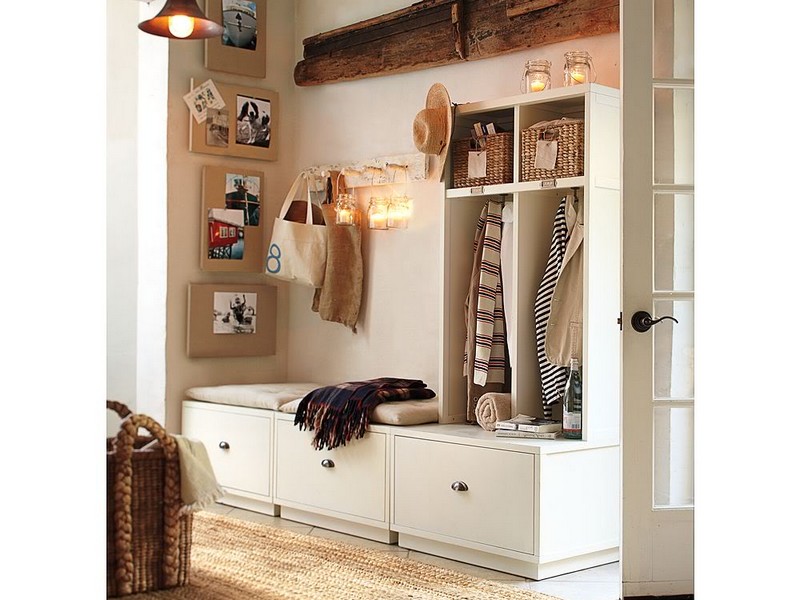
[265,172,328,287]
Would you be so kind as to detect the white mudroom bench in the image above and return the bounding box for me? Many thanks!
[180,383,619,580]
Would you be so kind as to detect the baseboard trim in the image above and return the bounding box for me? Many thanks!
[625,595,693,600]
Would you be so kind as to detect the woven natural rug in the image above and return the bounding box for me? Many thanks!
[125,511,561,600]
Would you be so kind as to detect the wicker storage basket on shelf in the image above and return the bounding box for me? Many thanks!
[452,132,514,188]
[107,401,192,597]
[521,117,584,181]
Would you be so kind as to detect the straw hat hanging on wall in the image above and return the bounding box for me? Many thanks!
[413,83,453,182]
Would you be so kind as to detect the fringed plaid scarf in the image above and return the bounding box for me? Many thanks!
[294,378,436,450]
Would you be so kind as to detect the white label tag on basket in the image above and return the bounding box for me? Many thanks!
[468,151,487,178]
[534,139,558,170]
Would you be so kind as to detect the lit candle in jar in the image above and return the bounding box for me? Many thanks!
[369,212,386,228]
[530,80,546,92]
[570,70,586,84]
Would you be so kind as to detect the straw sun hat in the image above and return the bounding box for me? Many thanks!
[413,83,453,181]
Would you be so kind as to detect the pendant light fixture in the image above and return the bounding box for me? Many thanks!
[138,0,224,40]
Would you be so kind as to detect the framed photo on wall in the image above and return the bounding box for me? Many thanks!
[201,165,265,272]
[189,79,278,161]
[205,0,267,78]
[187,283,277,358]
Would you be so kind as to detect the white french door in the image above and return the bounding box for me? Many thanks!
[621,0,694,596]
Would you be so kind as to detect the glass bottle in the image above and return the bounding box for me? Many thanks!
[563,50,594,86]
[562,358,583,439]
[521,59,551,93]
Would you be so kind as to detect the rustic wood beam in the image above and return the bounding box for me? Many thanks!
[505,0,565,19]
[301,0,454,59]
[294,0,619,87]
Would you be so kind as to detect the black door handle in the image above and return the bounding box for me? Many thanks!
[631,310,678,333]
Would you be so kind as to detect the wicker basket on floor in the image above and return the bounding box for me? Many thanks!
[107,401,192,597]
[452,132,513,188]
[521,117,584,181]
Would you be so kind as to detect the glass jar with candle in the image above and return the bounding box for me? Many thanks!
[367,197,388,230]
[335,192,356,226]
[521,59,551,93]
[563,50,595,86]
[387,196,410,229]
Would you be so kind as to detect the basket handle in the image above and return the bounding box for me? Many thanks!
[107,400,132,420]
[111,413,183,595]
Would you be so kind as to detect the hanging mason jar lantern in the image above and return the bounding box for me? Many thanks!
[521,59,551,93]
[387,195,410,229]
[335,192,356,226]
[367,197,389,230]
[563,50,595,86]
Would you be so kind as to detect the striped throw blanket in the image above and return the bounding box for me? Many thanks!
[294,378,436,450]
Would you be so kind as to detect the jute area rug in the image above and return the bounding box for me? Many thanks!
[127,511,562,600]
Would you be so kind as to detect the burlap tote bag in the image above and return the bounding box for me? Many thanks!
[266,172,327,287]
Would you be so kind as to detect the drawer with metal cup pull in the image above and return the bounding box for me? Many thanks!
[393,435,535,554]
[181,401,273,499]
[274,419,387,522]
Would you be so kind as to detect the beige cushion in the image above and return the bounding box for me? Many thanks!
[279,396,439,426]
[185,383,320,410]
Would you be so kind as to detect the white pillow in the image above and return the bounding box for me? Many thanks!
[185,383,320,410]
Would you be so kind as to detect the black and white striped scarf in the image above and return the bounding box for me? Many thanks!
[534,197,570,417]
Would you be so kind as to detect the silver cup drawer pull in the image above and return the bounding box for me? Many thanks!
[451,480,468,492]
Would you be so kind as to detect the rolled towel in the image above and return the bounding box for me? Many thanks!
[475,392,512,431]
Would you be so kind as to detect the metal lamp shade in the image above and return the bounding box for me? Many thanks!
[138,0,224,40]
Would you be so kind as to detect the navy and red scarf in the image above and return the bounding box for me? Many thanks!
[294,377,436,450]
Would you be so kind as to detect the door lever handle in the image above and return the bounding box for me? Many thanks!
[631,310,678,333]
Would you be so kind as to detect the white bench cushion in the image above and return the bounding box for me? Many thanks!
[185,383,320,410]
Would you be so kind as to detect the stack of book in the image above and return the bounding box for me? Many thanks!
[494,415,563,439]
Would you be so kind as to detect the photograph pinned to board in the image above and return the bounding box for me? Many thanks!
[189,79,278,161]
[187,283,276,358]
[205,0,267,78]
[201,165,265,272]
[213,290,257,334]
[183,79,225,124]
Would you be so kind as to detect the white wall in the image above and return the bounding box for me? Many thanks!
[289,0,619,395]
[107,0,141,410]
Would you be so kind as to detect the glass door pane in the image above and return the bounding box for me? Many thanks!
[654,0,694,79]
[654,193,694,292]
[654,405,694,507]
[654,87,694,185]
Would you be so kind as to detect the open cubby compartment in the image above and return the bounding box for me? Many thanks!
[452,107,515,144]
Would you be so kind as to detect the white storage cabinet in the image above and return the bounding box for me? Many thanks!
[391,83,621,578]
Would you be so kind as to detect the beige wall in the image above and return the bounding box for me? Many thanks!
[162,0,297,432]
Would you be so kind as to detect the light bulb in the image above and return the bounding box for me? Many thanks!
[168,15,195,38]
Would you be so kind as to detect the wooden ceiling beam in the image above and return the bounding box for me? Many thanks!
[294,0,619,87]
